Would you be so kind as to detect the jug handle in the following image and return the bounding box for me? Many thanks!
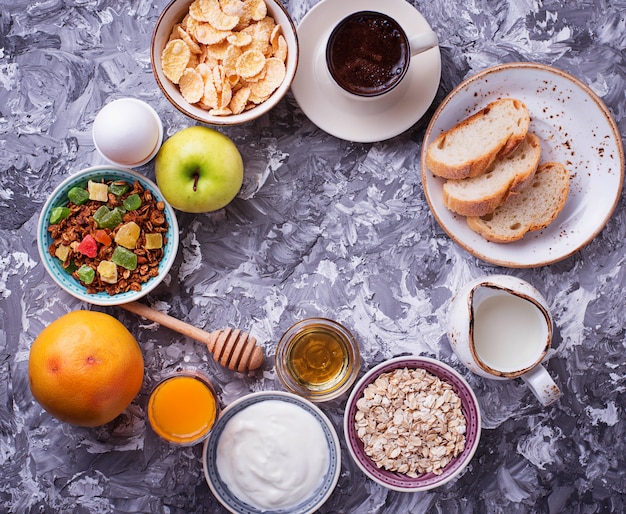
[521,365,561,406]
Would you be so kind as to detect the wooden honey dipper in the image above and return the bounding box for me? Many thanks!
[120,301,264,372]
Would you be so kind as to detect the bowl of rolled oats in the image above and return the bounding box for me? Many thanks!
[151,0,298,125]
[343,356,481,492]
[37,166,179,306]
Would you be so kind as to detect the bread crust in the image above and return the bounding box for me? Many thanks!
[442,132,541,217]
[425,98,530,180]
[466,162,570,243]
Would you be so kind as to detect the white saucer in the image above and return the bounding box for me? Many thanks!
[291,0,441,143]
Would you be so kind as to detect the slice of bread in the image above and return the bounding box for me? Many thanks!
[425,98,530,180]
[442,132,541,217]
[466,162,570,243]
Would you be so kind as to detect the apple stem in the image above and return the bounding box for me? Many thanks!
[193,172,200,192]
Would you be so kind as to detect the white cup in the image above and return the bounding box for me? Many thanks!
[447,275,561,406]
[325,10,438,99]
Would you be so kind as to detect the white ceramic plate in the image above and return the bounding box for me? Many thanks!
[291,0,441,143]
[421,62,624,267]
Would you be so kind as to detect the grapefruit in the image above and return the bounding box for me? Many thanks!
[28,310,144,427]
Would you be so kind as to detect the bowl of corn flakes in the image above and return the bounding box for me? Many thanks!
[151,0,298,125]
[37,166,179,307]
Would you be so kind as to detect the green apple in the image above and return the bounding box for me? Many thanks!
[155,126,244,213]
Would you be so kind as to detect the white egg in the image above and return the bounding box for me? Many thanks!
[93,98,163,167]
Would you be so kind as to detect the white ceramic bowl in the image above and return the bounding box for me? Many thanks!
[151,0,299,125]
[343,356,481,492]
[203,391,340,514]
[37,166,179,306]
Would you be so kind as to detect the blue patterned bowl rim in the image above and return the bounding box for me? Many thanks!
[203,391,341,514]
[36,165,179,306]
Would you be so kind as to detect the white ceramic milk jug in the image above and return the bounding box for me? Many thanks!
[447,275,561,406]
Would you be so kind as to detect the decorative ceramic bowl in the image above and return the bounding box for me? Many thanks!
[203,391,340,514]
[37,166,179,306]
[343,355,481,492]
[151,0,299,125]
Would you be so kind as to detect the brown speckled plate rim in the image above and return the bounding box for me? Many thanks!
[420,62,625,268]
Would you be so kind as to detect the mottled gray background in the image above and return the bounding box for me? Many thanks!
[1,0,625,512]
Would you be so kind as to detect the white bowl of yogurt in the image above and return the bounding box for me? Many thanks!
[203,391,341,514]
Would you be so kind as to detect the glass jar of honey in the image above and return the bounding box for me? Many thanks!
[275,318,361,402]
[147,369,219,446]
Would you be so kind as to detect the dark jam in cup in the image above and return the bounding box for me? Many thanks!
[326,11,410,97]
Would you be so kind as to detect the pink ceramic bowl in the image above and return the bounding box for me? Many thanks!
[343,355,481,492]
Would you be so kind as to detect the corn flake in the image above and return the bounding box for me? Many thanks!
[219,0,252,29]
[201,75,219,109]
[219,80,233,108]
[236,49,266,78]
[161,39,192,84]
[222,44,242,75]
[242,65,266,83]
[179,68,205,104]
[248,0,267,21]
[212,64,224,93]
[190,0,239,31]
[229,86,251,114]
[227,32,253,47]
[248,57,285,103]
[186,52,201,70]
[205,40,232,61]
[209,107,232,116]
[226,74,240,88]
[188,16,231,45]
[274,35,287,63]
[177,25,202,54]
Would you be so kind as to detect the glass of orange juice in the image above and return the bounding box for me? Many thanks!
[147,369,219,445]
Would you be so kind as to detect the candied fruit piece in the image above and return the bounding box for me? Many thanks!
[144,233,163,250]
[88,180,109,202]
[63,261,77,274]
[55,244,71,262]
[112,246,137,271]
[67,186,89,205]
[108,207,125,227]
[108,181,130,197]
[50,206,71,224]
[93,206,124,229]
[115,221,141,249]
[93,205,109,224]
[93,229,112,246]
[76,234,98,258]
[123,193,142,211]
[97,260,118,284]
[76,264,95,285]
